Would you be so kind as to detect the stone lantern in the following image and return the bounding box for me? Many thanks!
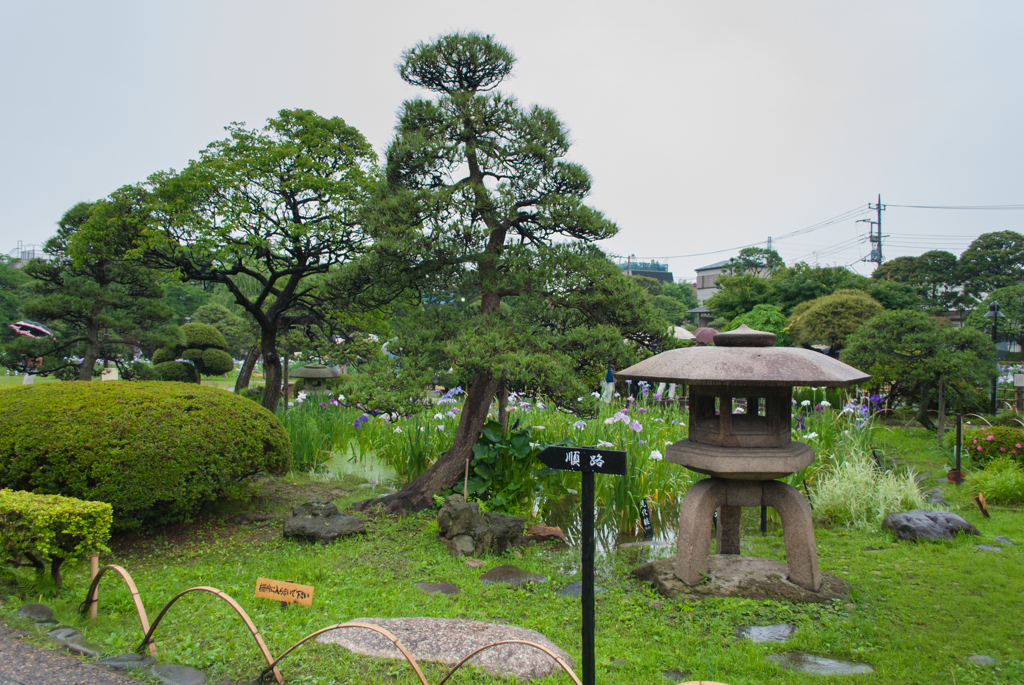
[616,325,869,593]
[288,364,341,395]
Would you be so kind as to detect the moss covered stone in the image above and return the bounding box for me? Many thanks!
[0,382,290,530]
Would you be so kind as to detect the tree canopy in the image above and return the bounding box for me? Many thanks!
[957,231,1024,300]
[724,247,784,277]
[138,109,378,411]
[788,290,883,354]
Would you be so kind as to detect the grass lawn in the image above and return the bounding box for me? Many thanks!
[2,453,1022,685]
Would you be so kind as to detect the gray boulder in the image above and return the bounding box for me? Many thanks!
[883,509,980,541]
[436,495,524,556]
[284,499,365,543]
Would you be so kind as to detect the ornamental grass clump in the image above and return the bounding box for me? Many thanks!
[966,456,1024,504]
[811,448,925,528]
[0,489,112,587]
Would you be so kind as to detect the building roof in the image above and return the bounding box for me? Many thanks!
[695,259,731,272]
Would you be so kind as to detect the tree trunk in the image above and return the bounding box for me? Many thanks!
[260,328,283,413]
[498,378,508,433]
[234,346,261,393]
[50,556,64,589]
[357,370,502,514]
[936,377,947,446]
[79,337,101,381]
[915,381,934,430]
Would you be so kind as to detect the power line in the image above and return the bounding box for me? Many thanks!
[887,204,1024,210]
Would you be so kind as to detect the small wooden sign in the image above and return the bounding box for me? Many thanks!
[537,446,627,475]
[639,498,654,540]
[255,578,314,606]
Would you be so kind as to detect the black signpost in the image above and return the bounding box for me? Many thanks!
[639,498,654,540]
[537,446,627,685]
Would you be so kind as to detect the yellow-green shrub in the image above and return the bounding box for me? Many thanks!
[0,382,290,530]
[967,457,1024,504]
[0,489,112,587]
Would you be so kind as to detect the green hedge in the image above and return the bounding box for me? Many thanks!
[0,489,112,587]
[965,426,1024,466]
[0,382,290,530]
[155,360,200,383]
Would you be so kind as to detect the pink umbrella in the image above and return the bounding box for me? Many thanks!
[693,327,718,345]
[8,321,53,338]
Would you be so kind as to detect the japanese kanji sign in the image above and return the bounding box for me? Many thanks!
[537,446,627,475]
[255,578,314,606]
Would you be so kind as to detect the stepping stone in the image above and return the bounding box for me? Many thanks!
[556,581,608,598]
[767,652,874,675]
[47,626,82,643]
[479,564,547,587]
[734,624,797,643]
[663,669,690,681]
[524,524,567,544]
[969,655,996,666]
[976,545,1003,552]
[98,654,157,670]
[152,664,209,685]
[994,536,1015,546]
[317,617,574,681]
[415,582,460,596]
[17,603,53,621]
[465,558,484,569]
[64,637,103,657]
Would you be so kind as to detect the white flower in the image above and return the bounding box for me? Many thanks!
[801,400,811,407]
[665,440,674,446]
[435,424,445,431]
[419,427,425,432]
[820,400,831,407]
[649,450,663,461]
[534,426,546,430]
[597,440,615,448]
[804,432,819,440]
[337,394,346,402]
[573,420,587,430]
[393,426,403,433]
[434,412,444,420]
[591,391,600,398]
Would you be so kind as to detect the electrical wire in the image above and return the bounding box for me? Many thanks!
[886,204,1024,210]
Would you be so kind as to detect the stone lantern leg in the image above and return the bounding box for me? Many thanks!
[616,324,870,602]
[675,478,820,591]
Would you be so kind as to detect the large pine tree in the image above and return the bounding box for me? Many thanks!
[358,33,668,514]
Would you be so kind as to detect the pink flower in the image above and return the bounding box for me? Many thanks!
[978,446,983,451]
[987,435,995,441]
[1016,444,1021,449]
[1001,447,1006,452]
[973,439,978,445]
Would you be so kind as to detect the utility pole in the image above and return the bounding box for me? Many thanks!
[869,194,884,266]
[767,236,772,251]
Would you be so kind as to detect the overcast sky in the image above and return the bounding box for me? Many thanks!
[3,1,1022,282]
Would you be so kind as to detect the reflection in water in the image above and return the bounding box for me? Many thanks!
[545,494,680,554]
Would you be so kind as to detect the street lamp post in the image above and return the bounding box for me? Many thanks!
[985,301,1005,414]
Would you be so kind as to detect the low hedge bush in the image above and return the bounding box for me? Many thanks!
[0,489,112,587]
[0,382,290,530]
[964,425,1024,466]
[155,360,200,383]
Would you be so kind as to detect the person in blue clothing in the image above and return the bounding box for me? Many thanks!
[600,365,615,403]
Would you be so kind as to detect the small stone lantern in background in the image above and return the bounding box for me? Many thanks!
[288,364,341,396]
[617,325,869,596]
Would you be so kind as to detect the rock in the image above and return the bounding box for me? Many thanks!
[151,664,209,685]
[556,581,608,598]
[608,658,627,666]
[632,556,848,604]
[976,545,1003,552]
[767,652,874,675]
[47,626,82,643]
[415,582,460,596]
[465,558,484,569]
[844,603,857,610]
[994,536,1015,545]
[523,524,567,544]
[64,637,103,657]
[436,495,524,556]
[924,487,945,497]
[734,624,797,643]
[17,603,53,621]
[662,669,690,681]
[283,499,365,543]
[446,534,475,557]
[883,510,980,541]
[98,654,157,670]
[317,617,574,681]
[968,655,996,666]
[480,564,547,587]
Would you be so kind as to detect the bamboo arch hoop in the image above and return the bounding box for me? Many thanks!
[135,586,283,684]
[79,565,157,658]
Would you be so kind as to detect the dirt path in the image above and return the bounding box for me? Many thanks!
[0,625,140,685]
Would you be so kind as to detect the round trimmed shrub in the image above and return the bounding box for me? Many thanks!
[965,426,1024,466]
[154,322,233,380]
[201,348,235,376]
[152,348,177,365]
[0,382,290,530]
[155,361,200,384]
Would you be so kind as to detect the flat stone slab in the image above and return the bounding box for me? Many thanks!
[64,637,103,658]
[556,581,608,598]
[968,655,996,666]
[152,664,209,685]
[283,499,366,543]
[47,626,81,643]
[976,544,1003,552]
[994,536,1014,545]
[98,653,157,670]
[416,582,460,596]
[316,617,575,681]
[479,564,547,587]
[767,652,874,675]
[17,603,54,621]
[632,556,848,603]
[734,624,797,643]
[883,510,980,541]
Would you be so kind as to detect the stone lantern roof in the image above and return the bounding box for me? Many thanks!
[288,364,341,379]
[615,325,870,388]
